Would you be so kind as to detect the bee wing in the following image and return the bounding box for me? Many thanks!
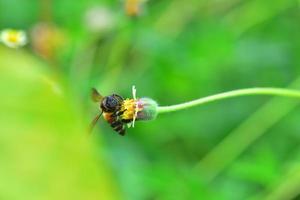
[91,88,103,102]
[89,111,103,134]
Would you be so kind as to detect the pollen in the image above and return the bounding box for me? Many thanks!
[0,29,27,48]
[121,86,158,128]
[121,99,142,120]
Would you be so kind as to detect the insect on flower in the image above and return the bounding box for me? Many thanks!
[0,29,27,48]
[90,86,158,136]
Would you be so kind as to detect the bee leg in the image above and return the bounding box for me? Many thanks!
[111,109,125,118]
[122,119,132,123]
[116,110,125,116]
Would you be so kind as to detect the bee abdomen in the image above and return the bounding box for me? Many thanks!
[111,121,126,136]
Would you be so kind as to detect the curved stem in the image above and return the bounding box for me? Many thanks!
[157,88,300,114]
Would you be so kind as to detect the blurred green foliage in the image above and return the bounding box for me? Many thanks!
[1,0,300,199]
[0,47,119,199]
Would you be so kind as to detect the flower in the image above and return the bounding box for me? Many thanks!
[121,86,158,128]
[30,23,67,60]
[0,29,27,48]
[84,6,115,33]
[124,0,146,17]
[135,98,158,120]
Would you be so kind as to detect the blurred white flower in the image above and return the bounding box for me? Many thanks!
[0,29,27,48]
[84,6,115,33]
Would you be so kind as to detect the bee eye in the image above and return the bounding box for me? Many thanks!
[101,96,120,112]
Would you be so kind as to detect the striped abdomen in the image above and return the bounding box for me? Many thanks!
[103,112,126,136]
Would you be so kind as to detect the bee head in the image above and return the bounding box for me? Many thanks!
[101,94,124,112]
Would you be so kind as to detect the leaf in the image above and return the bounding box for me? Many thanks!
[0,47,120,200]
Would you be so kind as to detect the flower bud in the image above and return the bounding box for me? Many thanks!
[135,98,158,121]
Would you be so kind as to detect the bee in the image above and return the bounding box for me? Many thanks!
[90,88,133,136]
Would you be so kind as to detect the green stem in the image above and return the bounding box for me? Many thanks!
[157,88,300,114]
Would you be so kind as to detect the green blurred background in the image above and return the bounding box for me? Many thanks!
[1,0,300,199]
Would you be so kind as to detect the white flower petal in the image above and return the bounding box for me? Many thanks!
[131,85,138,128]
[0,29,27,48]
[132,85,137,100]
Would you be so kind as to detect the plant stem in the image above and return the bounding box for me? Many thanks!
[157,88,300,114]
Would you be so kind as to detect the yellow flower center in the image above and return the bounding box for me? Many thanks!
[7,31,20,43]
[121,99,142,120]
